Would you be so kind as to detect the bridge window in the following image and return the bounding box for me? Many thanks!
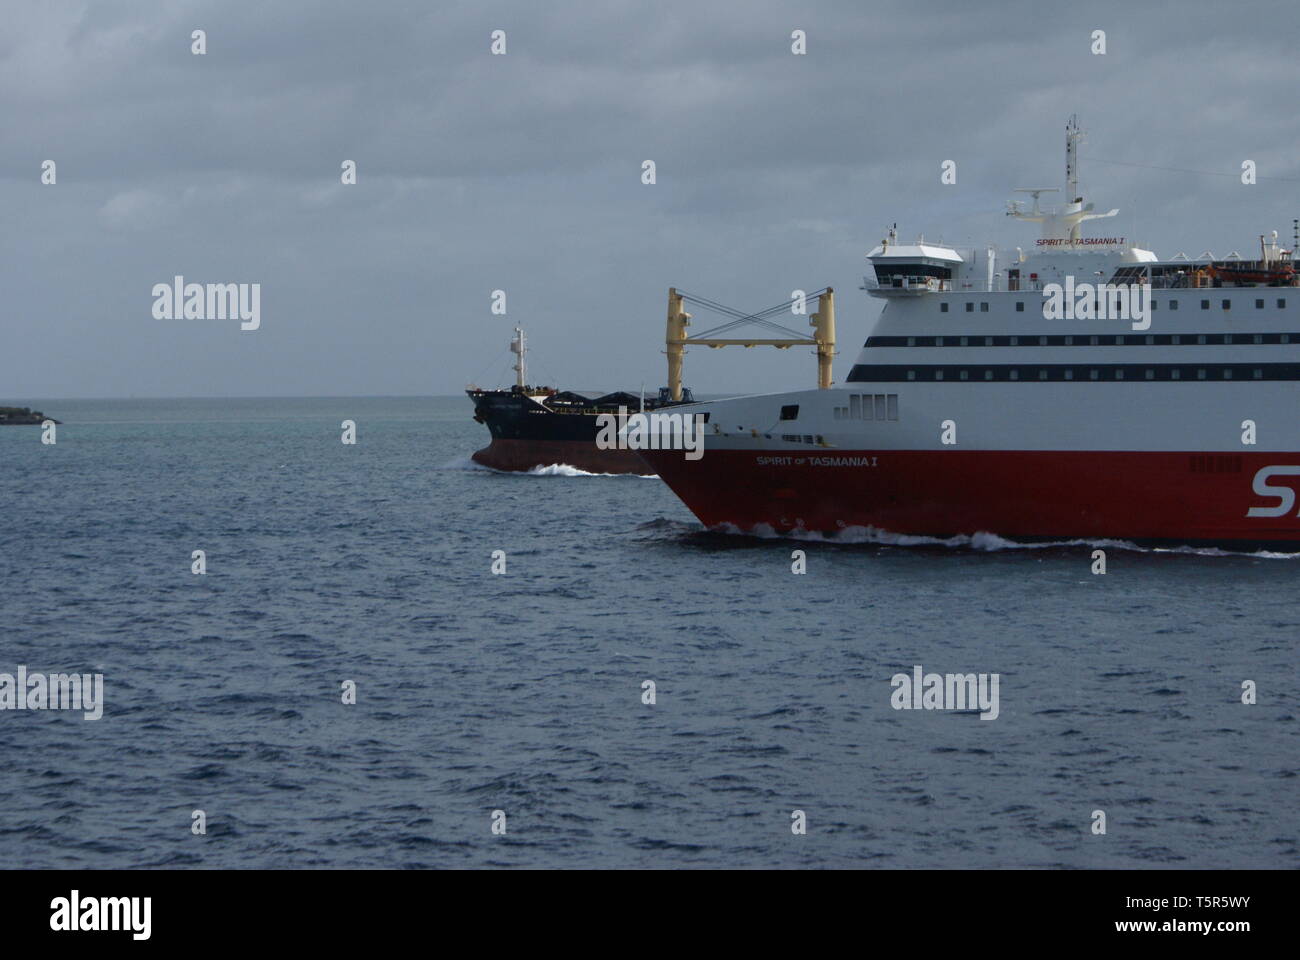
[780,404,799,420]
[1256,299,1265,309]
[1201,299,1210,310]
[980,302,989,312]
[940,302,949,312]
[1279,298,1287,308]
[965,302,974,312]
[1222,299,1231,310]
[1015,302,1025,312]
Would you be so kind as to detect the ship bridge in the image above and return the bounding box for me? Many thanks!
[864,228,963,295]
[864,116,1167,299]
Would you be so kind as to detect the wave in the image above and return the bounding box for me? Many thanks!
[437,455,493,472]
[702,521,1300,559]
[439,455,656,478]
[524,463,657,479]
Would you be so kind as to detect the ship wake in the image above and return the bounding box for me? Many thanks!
[440,455,656,479]
[525,463,658,479]
[644,519,1300,559]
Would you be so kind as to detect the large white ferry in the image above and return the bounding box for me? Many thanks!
[640,118,1300,547]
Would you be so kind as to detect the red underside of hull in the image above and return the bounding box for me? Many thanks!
[638,449,1300,545]
[472,438,651,474]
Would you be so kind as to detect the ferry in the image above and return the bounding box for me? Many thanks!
[637,117,1300,547]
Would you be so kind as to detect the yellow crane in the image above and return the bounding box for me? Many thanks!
[664,287,835,401]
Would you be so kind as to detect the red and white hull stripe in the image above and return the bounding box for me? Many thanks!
[639,448,1300,546]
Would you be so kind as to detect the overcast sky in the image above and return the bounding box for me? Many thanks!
[4,0,1300,399]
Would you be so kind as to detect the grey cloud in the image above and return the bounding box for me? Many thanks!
[2,0,1299,399]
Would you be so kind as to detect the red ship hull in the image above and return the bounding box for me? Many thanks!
[638,448,1300,546]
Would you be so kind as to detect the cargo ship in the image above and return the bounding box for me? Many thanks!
[638,117,1300,547]
[467,327,694,473]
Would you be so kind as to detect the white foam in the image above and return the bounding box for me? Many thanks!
[441,455,656,478]
[526,462,657,479]
[437,455,493,472]
[711,522,1300,559]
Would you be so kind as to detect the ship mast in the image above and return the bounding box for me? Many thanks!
[1065,114,1083,239]
[510,326,526,389]
[1007,115,1118,244]
[1065,116,1080,202]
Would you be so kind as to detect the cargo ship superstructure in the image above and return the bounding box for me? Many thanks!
[467,327,693,473]
[639,118,1300,546]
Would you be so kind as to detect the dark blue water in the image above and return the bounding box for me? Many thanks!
[0,397,1295,868]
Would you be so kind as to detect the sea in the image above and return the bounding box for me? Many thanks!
[0,396,1295,869]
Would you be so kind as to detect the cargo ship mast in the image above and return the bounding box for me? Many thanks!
[510,326,526,390]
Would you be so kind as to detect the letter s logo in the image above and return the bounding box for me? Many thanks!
[1246,465,1300,517]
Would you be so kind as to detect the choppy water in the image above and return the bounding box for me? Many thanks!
[0,396,1295,868]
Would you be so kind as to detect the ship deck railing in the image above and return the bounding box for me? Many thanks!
[863,270,1300,295]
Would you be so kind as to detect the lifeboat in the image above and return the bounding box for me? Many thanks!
[1206,262,1296,286]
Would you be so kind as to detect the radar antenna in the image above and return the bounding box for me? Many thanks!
[1007,187,1059,218]
[1008,116,1119,243]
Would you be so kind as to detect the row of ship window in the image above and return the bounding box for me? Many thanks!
[865,332,1300,347]
[940,298,1288,313]
[831,393,900,420]
[845,364,1296,382]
